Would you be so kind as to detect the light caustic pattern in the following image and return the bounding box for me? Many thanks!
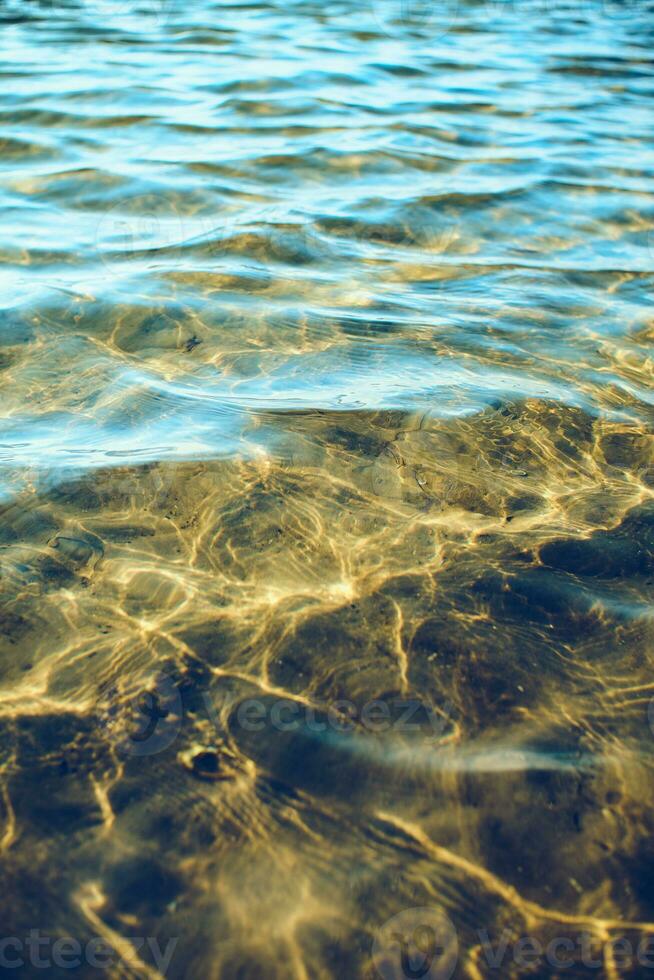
[0,0,653,976]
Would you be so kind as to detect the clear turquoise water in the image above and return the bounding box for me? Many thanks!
[0,1,653,976]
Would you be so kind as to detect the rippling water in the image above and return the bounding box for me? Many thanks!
[1,0,653,976]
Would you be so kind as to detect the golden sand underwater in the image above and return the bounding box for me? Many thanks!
[0,0,653,976]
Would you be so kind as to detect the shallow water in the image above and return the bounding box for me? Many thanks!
[1,0,653,976]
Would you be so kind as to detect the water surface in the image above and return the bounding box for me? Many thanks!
[1,0,653,976]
